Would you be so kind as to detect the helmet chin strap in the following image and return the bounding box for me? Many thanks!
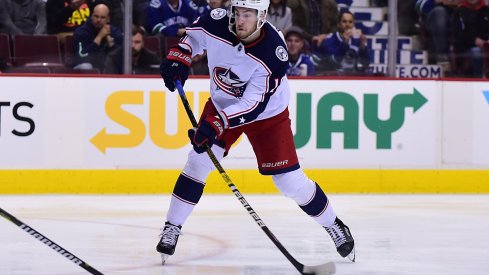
[228,8,267,42]
[239,25,261,42]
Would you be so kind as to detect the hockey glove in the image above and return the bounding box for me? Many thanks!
[160,45,192,92]
[187,115,225,153]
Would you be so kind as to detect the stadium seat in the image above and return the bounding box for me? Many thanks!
[12,34,64,67]
[0,33,12,65]
[144,36,162,58]
[5,67,51,74]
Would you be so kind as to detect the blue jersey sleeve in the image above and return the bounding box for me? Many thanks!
[146,0,199,36]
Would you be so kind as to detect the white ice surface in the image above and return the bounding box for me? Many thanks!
[1,195,488,275]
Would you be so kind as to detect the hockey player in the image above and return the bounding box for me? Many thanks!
[156,0,355,265]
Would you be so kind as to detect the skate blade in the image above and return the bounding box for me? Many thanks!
[160,253,170,265]
[346,247,356,262]
[302,261,336,275]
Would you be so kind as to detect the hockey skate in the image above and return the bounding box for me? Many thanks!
[156,221,182,264]
[325,217,355,262]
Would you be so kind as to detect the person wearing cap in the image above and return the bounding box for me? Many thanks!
[285,26,315,76]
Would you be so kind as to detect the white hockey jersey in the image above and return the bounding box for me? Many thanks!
[181,8,291,129]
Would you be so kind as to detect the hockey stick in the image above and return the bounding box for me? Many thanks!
[174,80,335,275]
[0,207,104,275]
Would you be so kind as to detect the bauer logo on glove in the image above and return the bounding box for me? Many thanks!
[212,120,224,136]
[188,115,225,153]
[167,49,192,66]
[160,44,191,91]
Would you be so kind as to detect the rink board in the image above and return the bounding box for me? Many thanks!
[1,76,489,194]
[1,169,488,194]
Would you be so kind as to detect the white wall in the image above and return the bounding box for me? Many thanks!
[1,76,488,169]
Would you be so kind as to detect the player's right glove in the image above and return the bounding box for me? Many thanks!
[187,115,225,153]
[160,45,192,92]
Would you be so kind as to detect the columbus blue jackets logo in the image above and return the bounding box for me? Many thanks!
[276,46,288,61]
[211,8,227,20]
[213,67,247,97]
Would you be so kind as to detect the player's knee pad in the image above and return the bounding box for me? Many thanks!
[272,169,315,205]
[182,145,225,182]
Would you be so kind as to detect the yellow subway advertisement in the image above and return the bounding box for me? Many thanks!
[0,76,488,193]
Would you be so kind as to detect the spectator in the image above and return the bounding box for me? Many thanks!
[104,25,161,74]
[415,0,459,64]
[285,26,315,76]
[398,0,419,36]
[193,0,229,16]
[336,0,352,11]
[371,0,387,6]
[100,0,149,31]
[267,0,292,32]
[192,0,209,16]
[73,2,122,70]
[287,0,338,47]
[46,0,147,36]
[45,0,92,35]
[146,0,199,37]
[451,0,489,77]
[318,10,370,73]
[186,0,230,75]
[0,0,47,35]
[209,0,229,9]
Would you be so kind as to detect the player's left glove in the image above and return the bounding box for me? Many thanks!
[160,45,192,92]
[187,115,225,153]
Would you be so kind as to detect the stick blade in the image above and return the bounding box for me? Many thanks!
[302,262,336,275]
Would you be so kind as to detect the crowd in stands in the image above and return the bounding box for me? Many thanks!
[0,0,488,77]
[415,0,489,77]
